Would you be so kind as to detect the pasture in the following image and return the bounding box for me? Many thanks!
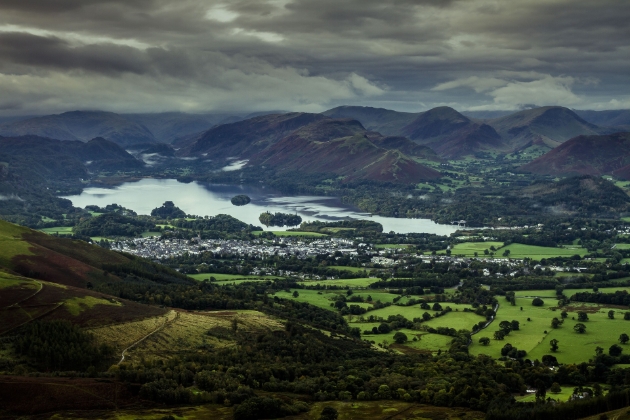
[39,226,74,235]
[447,241,504,257]
[470,296,630,364]
[298,278,377,288]
[499,243,587,260]
[328,265,369,273]
[374,244,413,249]
[188,273,281,281]
[514,286,630,299]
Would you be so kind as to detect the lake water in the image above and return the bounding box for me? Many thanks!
[62,178,459,235]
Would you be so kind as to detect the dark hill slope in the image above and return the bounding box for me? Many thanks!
[0,220,167,331]
[250,119,441,183]
[488,106,600,150]
[185,112,326,158]
[0,135,142,175]
[322,106,418,136]
[401,107,505,158]
[574,109,630,127]
[521,132,630,178]
[367,134,441,161]
[0,111,156,147]
[124,112,242,143]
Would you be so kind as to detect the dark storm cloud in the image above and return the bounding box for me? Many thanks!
[0,0,627,114]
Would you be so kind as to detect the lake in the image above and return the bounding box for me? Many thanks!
[62,178,459,235]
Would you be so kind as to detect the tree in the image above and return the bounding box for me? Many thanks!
[609,344,623,357]
[320,406,339,420]
[378,323,391,334]
[574,323,587,333]
[432,302,443,311]
[511,320,520,331]
[479,337,490,346]
[561,311,568,319]
[551,318,561,329]
[393,332,408,344]
[503,249,511,257]
[608,310,615,319]
[422,312,432,321]
[550,339,559,352]
[550,382,562,393]
[532,298,544,307]
[494,330,505,340]
[620,333,629,344]
[625,312,630,320]
[292,291,299,298]
[577,311,589,322]
[499,321,512,334]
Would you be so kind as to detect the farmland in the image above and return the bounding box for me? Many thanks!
[252,230,328,237]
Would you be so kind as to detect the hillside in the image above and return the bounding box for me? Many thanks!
[487,106,600,150]
[367,134,442,161]
[0,111,157,147]
[251,130,441,183]
[185,112,327,158]
[574,109,630,127]
[322,105,418,136]
[401,107,506,158]
[520,132,630,178]
[0,219,168,334]
[124,112,243,143]
[0,135,142,177]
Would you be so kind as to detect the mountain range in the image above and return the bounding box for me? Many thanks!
[521,132,630,178]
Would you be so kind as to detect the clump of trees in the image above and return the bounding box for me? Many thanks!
[259,212,302,227]
[231,195,251,206]
[151,201,186,219]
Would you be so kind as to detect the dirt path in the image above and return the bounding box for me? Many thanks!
[117,311,179,364]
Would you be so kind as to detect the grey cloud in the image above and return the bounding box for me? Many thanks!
[0,0,627,114]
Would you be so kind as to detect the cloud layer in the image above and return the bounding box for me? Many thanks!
[0,0,628,114]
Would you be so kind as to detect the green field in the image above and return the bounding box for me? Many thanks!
[252,230,328,237]
[514,286,630,298]
[499,243,587,259]
[470,297,630,364]
[298,278,377,288]
[39,226,74,234]
[615,244,630,250]
[188,273,282,282]
[447,241,504,257]
[516,386,578,402]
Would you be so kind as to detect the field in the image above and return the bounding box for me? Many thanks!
[515,385,577,402]
[298,278,377,288]
[470,296,630,364]
[514,286,630,298]
[499,243,587,259]
[274,289,427,312]
[188,273,282,281]
[252,230,328,237]
[38,226,74,235]
[447,241,504,257]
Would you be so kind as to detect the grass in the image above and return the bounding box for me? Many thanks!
[514,286,630,298]
[251,230,328,237]
[141,231,162,238]
[0,270,35,289]
[188,273,282,281]
[298,278,377,288]
[516,386,577,402]
[470,297,630,364]
[615,244,630,250]
[447,241,504,257]
[500,243,587,260]
[39,226,74,234]
[0,219,34,267]
[63,296,121,316]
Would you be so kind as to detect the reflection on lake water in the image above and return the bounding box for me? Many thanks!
[62,178,459,235]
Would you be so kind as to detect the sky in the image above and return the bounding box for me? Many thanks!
[0,0,628,115]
